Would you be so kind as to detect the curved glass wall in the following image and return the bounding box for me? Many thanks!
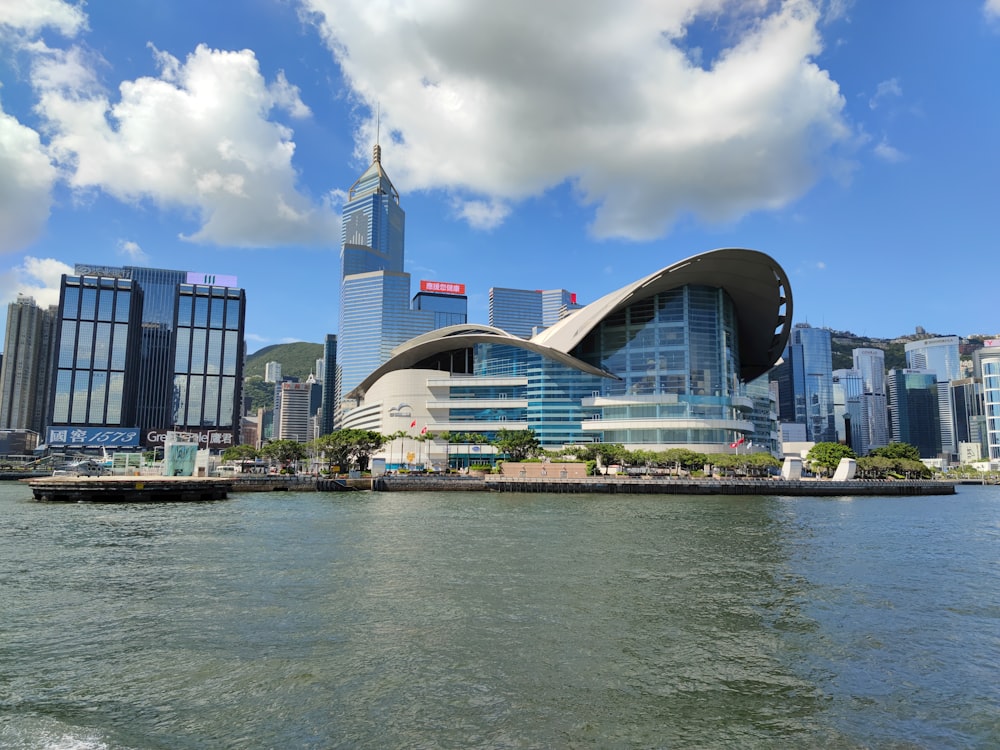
[573,285,746,447]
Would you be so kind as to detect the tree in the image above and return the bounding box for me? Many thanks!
[222,443,260,471]
[260,439,306,470]
[312,429,386,472]
[870,443,921,461]
[492,429,542,462]
[806,442,857,477]
[660,448,707,476]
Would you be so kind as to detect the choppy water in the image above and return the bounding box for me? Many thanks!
[1,482,998,749]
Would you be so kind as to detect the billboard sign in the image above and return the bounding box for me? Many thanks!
[143,429,234,448]
[420,280,465,295]
[47,427,141,448]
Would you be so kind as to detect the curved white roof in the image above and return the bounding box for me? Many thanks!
[347,247,791,400]
[533,247,791,382]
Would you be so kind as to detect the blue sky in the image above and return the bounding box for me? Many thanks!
[1,1,998,355]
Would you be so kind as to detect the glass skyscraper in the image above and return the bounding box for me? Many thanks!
[905,336,961,461]
[853,347,889,453]
[887,368,941,458]
[337,144,463,421]
[489,288,580,339]
[774,324,836,444]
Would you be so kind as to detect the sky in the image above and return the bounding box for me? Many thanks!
[1,0,998,356]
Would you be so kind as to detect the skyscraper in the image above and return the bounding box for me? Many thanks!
[0,295,57,435]
[774,324,836,443]
[832,368,865,454]
[887,368,941,458]
[853,347,890,453]
[319,334,337,437]
[905,336,961,461]
[336,145,462,420]
[974,340,1000,463]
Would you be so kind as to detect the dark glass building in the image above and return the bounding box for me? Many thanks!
[50,275,144,427]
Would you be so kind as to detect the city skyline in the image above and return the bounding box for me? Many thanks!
[1,2,999,355]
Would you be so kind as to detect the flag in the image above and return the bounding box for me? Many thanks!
[729,437,746,449]
[420,425,428,435]
[410,420,416,428]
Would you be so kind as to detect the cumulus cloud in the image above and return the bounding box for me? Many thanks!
[452,199,510,230]
[0,0,86,37]
[302,0,852,240]
[0,102,58,255]
[31,43,339,247]
[986,0,1000,20]
[0,256,73,309]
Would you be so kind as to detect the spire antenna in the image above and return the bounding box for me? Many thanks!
[374,102,381,163]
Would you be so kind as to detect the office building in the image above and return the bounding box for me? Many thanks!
[265,361,282,383]
[853,347,890,453]
[975,340,1000,463]
[887,368,941,458]
[905,336,961,460]
[773,324,836,443]
[489,288,581,339]
[46,265,245,450]
[337,144,464,419]
[832,368,865,454]
[0,295,57,435]
[342,248,792,465]
[319,334,337,436]
[49,274,145,432]
[412,281,468,329]
[278,381,312,442]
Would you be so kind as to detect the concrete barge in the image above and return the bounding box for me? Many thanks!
[27,475,233,502]
[370,474,956,496]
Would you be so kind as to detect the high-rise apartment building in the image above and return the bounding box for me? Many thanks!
[887,368,941,458]
[773,324,836,443]
[0,295,57,435]
[853,347,889,453]
[905,336,961,461]
[265,361,282,383]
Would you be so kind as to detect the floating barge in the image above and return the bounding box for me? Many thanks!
[369,475,956,496]
[27,475,233,503]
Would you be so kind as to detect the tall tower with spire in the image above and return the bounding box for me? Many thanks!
[336,143,447,422]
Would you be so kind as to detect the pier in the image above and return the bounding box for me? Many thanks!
[27,475,233,503]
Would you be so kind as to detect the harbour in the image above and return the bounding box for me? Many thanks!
[1,481,997,749]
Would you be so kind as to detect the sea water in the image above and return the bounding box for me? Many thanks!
[2,482,998,749]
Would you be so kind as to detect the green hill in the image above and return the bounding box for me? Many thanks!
[245,342,324,382]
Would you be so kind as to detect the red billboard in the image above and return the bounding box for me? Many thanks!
[420,280,465,295]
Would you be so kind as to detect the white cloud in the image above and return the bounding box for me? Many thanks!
[0,0,86,37]
[0,256,73,309]
[869,77,902,109]
[0,102,57,254]
[452,198,510,230]
[302,0,852,240]
[986,0,1000,20]
[31,43,339,247]
[117,239,149,263]
[873,137,906,163]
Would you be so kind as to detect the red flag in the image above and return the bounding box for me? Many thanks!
[410,420,416,428]
[420,425,428,435]
[729,437,746,449]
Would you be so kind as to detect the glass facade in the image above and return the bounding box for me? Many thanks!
[489,288,544,339]
[887,369,941,458]
[412,291,468,329]
[171,284,245,432]
[981,353,1000,461]
[50,275,143,427]
[319,334,338,436]
[774,324,836,443]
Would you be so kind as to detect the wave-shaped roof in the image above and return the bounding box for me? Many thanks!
[346,248,791,399]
